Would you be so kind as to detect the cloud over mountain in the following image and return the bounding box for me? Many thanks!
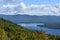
[0,2,60,16]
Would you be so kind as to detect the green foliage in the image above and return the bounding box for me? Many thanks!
[0,18,60,40]
[0,28,9,40]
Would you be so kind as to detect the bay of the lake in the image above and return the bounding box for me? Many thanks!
[19,23,60,35]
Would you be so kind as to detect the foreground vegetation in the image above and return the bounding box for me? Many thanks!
[0,18,60,40]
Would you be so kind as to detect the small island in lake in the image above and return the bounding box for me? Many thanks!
[37,23,44,27]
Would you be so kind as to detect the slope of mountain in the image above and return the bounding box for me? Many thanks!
[0,14,60,24]
[0,18,60,40]
[45,23,60,29]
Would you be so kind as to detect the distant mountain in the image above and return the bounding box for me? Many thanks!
[0,14,60,24]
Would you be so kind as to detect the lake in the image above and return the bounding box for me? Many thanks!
[19,23,60,35]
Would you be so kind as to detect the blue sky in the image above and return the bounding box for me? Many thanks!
[0,0,60,16]
[23,0,59,6]
[0,0,59,5]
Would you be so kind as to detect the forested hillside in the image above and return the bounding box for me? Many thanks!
[0,18,60,40]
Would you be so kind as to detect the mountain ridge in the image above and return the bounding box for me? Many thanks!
[0,14,60,24]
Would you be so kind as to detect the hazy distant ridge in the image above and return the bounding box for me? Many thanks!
[0,14,60,24]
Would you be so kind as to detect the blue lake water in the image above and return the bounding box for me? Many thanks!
[19,23,60,35]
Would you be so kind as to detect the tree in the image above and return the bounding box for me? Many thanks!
[0,28,9,40]
[39,29,49,40]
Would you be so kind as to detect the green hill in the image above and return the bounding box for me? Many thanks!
[0,18,60,40]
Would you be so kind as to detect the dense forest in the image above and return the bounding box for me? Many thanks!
[0,18,60,40]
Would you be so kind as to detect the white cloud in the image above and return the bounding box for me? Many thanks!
[0,4,16,15]
[20,3,27,9]
[55,3,60,13]
[56,3,60,8]
[28,4,60,15]
[0,3,60,16]
[50,7,59,14]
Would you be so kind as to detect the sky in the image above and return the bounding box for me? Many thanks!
[23,0,59,6]
[0,0,60,16]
